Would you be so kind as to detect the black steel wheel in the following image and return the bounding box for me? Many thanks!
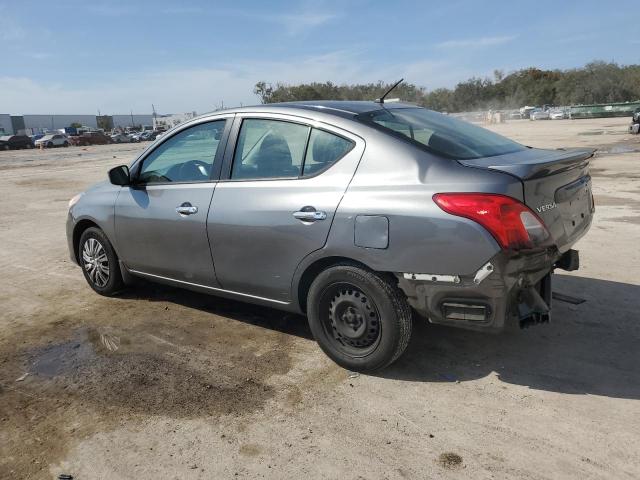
[320,283,381,357]
[307,264,412,372]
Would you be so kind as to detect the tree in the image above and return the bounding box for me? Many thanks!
[254,81,274,104]
[253,61,640,113]
[69,122,82,128]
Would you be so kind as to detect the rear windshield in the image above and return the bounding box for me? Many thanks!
[357,107,526,160]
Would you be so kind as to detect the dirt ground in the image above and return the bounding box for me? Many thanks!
[0,117,639,479]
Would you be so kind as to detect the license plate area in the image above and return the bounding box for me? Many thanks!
[555,175,593,237]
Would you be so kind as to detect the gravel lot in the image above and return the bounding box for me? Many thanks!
[1,118,639,479]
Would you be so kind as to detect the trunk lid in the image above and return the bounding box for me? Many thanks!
[459,148,595,252]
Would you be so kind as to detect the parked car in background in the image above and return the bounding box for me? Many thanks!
[0,135,34,150]
[530,109,550,120]
[111,133,133,143]
[31,133,45,143]
[550,110,566,120]
[133,131,150,141]
[66,101,594,371]
[35,133,70,148]
[519,106,537,119]
[69,131,113,146]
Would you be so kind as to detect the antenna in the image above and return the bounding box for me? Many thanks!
[375,78,404,104]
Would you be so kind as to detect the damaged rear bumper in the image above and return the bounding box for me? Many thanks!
[397,249,578,332]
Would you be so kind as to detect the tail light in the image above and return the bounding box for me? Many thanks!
[433,193,550,250]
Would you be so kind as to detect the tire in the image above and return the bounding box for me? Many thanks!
[78,227,123,296]
[307,264,412,372]
[63,141,69,147]
[47,142,53,148]
[27,143,34,149]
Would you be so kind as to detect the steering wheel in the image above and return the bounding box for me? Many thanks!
[176,160,211,181]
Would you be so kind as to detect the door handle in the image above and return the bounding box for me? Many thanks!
[176,202,198,216]
[293,207,327,222]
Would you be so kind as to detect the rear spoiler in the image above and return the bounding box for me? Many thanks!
[458,148,595,180]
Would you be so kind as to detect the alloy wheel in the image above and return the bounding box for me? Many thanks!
[82,238,110,287]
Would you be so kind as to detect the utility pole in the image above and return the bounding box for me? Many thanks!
[130,110,134,127]
[152,104,157,130]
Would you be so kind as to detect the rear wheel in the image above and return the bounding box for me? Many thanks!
[78,227,123,296]
[307,264,412,372]
[47,142,53,148]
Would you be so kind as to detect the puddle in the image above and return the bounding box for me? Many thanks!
[28,330,97,377]
[0,293,300,478]
[17,323,291,418]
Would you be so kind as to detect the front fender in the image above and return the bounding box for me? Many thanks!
[66,182,121,263]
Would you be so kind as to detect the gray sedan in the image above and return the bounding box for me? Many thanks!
[66,101,594,371]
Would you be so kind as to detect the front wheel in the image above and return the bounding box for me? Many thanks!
[307,264,412,372]
[78,227,123,296]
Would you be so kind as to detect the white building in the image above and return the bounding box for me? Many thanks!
[153,112,198,130]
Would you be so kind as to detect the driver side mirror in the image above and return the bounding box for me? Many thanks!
[108,165,130,186]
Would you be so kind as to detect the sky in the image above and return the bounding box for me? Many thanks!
[1,0,637,114]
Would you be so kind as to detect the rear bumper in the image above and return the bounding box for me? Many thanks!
[397,248,576,332]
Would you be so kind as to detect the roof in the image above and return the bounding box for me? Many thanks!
[192,100,422,133]
[206,101,418,121]
[268,100,418,118]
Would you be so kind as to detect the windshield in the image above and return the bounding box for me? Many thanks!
[357,107,526,160]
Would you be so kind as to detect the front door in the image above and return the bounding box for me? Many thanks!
[115,119,228,286]
[208,116,363,302]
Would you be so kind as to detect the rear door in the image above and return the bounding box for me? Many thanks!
[208,114,363,302]
[115,117,231,286]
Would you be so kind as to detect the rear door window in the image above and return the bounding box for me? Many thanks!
[231,119,309,179]
[303,129,354,176]
[230,119,354,180]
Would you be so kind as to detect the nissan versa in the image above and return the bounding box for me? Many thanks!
[66,101,594,371]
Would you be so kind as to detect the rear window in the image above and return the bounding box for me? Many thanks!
[357,108,526,160]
